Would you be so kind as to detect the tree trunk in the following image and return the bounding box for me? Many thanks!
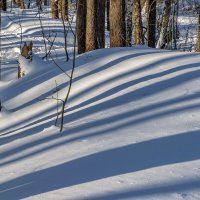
[61,0,68,20]
[85,0,98,52]
[44,0,48,5]
[110,0,126,47]
[107,0,110,31]
[76,0,86,54]
[122,0,127,44]
[97,0,105,48]
[0,0,7,11]
[146,0,156,48]
[133,0,144,45]
[126,0,133,46]
[51,0,59,19]
[156,0,171,48]
[196,11,200,52]
[18,0,25,9]
[140,0,146,9]
[36,0,42,10]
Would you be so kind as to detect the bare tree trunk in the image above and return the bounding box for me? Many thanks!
[122,0,127,44]
[196,10,200,52]
[110,0,126,47]
[36,0,42,10]
[61,0,68,20]
[156,0,171,48]
[51,0,59,19]
[97,0,105,48]
[85,0,98,52]
[76,0,86,54]
[18,0,25,9]
[140,0,146,9]
[107,0,110,31]
[133,0,144,45]
[0,0,7,11]
[171,0,179,50]
[126,0,133,46]
[146,0,156,47]
[44,0,48,5]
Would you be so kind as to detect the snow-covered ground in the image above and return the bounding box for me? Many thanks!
[1,3,200,200]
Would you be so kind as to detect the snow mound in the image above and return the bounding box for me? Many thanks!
[0,47,200,200]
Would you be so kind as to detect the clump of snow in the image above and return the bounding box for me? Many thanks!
[18,54,50,76]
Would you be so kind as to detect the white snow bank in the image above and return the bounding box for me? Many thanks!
[1,47,200,200]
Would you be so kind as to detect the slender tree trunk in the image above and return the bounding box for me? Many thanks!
[27,0,31,8]
[76,0,86,54]
[97,0,105,48]
[107,0,110,31]
[44,0,48,5]
[171,0,179,50]
[18,0,25,9]
[36,0,42,10]
[196,10,200,52]
[140,0,146,9]
[126,0,133,46]
[146,0,156,48]
[110,0,126,47]
[85,0,98,52]
[122,0,127,44]
[60,0,68,20]
[156,0,171,48]
[51,0,59,19]
[133,0,144,45]
[0,0,7,11]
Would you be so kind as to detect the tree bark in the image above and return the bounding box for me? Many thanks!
[97,0,105,48]
[18,0,25,9]
[126,0,133,46]
[110,0,126,47]
[196,10,200,52]
[0,0,7,11]
[44,0,48,5]
[133,0,144,45]
[146,0,156,48]
[107,0,110,31]
[51,0,59,19]
[85,0,98,52]
[140,0,146,9]
[76,0,86,54]
[36,0,42,10]
[156,0,171,48]
[61,0,68,20]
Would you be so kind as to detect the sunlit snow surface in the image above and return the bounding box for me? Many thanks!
[1,3,200,200]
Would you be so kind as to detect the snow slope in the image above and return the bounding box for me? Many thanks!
[1,46,200,200]
[1,4,200,200]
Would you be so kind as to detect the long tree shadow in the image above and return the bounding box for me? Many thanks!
[1,130,200,200]
[67,62,200,113]
[1,100,199,167]
[69,51,198,107]
[0,48,159,108]
[1,67,200,160]
[3,56,199,136]
[0,49,170,132]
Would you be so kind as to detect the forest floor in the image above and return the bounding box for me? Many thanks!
[1,3,200,200]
